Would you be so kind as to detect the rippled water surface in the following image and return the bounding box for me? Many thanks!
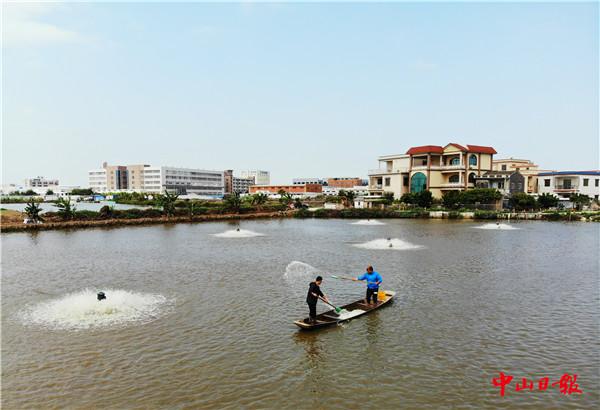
[2,219,598,409]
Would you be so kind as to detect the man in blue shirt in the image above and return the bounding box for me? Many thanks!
[354,265,383,305]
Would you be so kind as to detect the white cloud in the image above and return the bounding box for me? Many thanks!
[2,2,82,47]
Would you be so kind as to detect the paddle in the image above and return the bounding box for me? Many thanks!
[318,296,342,314]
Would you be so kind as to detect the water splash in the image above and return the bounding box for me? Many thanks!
[350,220,386,225]
[284,261,321,280]
[213,229,265,238]
[353,238,423,250]
[18,289,170,331]
[474,223,520,230]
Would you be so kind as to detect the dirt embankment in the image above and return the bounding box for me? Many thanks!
[0,211,294,233]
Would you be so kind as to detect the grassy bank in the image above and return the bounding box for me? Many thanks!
[3,207,598,233]
[295,208,600,222]
[1,210,292,233]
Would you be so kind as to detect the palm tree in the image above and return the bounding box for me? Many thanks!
[54,197,77,220]
[223,192,242,213]
[24,200,43,223]
[156,191,179,217]
[279,191,293,207]
[251,193,268,211]
[338,190,355,208]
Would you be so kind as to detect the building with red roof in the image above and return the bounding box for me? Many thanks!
[368,142,497,200]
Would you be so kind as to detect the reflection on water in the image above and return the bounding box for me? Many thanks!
[1,219,598,409]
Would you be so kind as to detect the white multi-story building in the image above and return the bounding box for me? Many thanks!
[292,178,327,186]
[88,163,225,197]
[88,169,108,192]
[537,171,600,201]
[322,185,370,196]
[141,166,224,197]
[24,176,60,191]
[240,170,270,186]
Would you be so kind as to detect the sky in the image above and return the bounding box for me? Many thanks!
[2,1,598,186]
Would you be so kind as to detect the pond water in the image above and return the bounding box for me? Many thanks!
[2,219,598,409]
[1,201,149,213]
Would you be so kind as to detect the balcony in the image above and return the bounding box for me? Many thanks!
[554,184,579,192]
[369,184,383,190]
[440,182,464,189]
[440,165,464,172]
[368,168,408,175]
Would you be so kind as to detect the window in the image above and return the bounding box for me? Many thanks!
[501,165,507,171]
[403,176,409,187]
[450,157,460,166]
[469,154,477,166]
[468,173,476,184]
[544,179,551,187]
[449,174,460,183]
[384,177,391,187]
[498,181,504,189]
[583,179,589,187]
[596,179,599,187]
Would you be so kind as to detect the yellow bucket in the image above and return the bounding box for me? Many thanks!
[377,290,386,300]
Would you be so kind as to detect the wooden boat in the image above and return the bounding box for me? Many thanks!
[294,290,396,330]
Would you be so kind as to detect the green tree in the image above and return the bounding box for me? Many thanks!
[382,192,395,206]
[508,193,537,211]
[156,191,179,217]
[442,191,462,209]
[537,193,559,209]
[400,193,415,204]
[46,189,54,195]
[414,190,433,208]
[570,193,591,211]
[223,192,242,213]
[99,205,114,219]
[338,190,356,207]
[460,188,502,205]
[24,200,44,223]
[251,193,268,210]
[54,197,77,220]
[70,188,94,196]
[278,190,293,207]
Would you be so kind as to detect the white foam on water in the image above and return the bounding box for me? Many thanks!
[336,309,365,320]
[18,289,170,331]
[353,238,423,250]
[350,220,387,225]
[213,229,265,238]
[474,223,520,230]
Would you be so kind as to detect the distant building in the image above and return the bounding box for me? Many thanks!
[368,143,497,199]
[88,163,224,197]
[240,170,270,186]
[492,158,553,194]
[88,162,127,192]
[327,177,363,188]
[224,170,255,194]
[474,170,526,195]
[322,185,370,196]
[537,171,600,201]
[249,184,323,195]
[24,176,59,191]
[292,178,327,186]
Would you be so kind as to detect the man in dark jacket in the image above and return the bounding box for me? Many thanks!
[306,276,328,324]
